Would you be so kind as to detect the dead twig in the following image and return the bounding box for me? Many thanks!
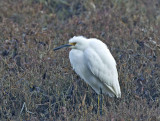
[20,102,34,115]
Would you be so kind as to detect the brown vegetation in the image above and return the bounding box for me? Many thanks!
[0,0,160,120]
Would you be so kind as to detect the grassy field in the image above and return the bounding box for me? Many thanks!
[0,0,160,120]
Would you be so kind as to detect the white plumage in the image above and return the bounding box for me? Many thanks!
[54,36,121,98]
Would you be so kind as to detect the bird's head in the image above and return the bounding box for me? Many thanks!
[54,36,89,51]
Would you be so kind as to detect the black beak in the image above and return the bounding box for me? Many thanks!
[54,44,72,51]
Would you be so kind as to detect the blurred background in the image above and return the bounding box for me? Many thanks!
[0,0,160,120]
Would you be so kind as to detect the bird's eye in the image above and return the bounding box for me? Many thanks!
[70,42,76,46]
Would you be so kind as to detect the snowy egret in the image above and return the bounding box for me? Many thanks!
[54,36,121,97]
[54,36,121,114]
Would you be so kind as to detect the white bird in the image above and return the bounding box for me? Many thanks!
[54,36,121,98]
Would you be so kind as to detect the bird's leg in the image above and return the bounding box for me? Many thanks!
[99,88,103,115]
[97,88,103,116]
[98,94,100,115]
[82,93,86,107]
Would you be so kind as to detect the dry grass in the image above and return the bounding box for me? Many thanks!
[0,0,160,120]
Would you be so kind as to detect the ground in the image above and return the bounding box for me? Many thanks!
[0,0,160,120]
